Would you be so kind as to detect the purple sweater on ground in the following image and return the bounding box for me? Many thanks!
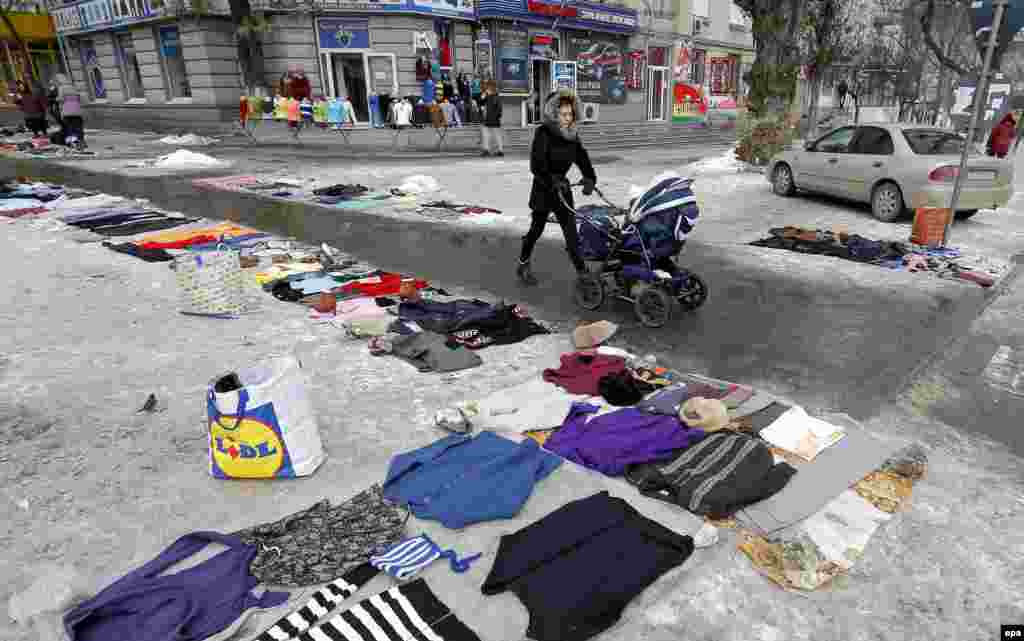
[545,402,707,476]
[64,531,289,641]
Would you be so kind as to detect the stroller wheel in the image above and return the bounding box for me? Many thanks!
[634,286,672,328]
[574,272,605,311]
[677,273,708,311]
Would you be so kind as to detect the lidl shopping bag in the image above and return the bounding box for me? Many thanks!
[175,250,258,317]
[207,356,326,479]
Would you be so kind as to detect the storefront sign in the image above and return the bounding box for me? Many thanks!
[496,25,528,93]
[317,17,370,49]
[672,82,706,125]
[478,0,638,34]
[314,0,404,12]
[410,0,475,18]
[706,94,738,125]
[568,34,627,104]
[530,32,559,58]
[474,38,494,81]
[552,60,576,92]
[159,25,180,57]
[54,0,161,34]
[708,55,737,95]
[527,0,577,17]
[623,49,645,91]
[576,6,636,28]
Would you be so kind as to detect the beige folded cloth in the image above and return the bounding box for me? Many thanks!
[680,397,729,432]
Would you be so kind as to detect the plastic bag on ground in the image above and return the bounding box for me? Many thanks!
[397,175,441,194]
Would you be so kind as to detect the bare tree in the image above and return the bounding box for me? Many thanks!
[733,0,807,116]
[802,0,875,134]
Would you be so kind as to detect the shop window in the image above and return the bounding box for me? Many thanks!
[115,32,145,99]
[708,56,736,95]
[690,49,705,86]
[691,0,709,17]
[157,25,191,100]
[78,38,107,100]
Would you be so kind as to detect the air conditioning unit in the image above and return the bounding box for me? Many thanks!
[691,14,710,35]
[581,102,599,123]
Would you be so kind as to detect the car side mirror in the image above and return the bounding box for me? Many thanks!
[804,141,815,151]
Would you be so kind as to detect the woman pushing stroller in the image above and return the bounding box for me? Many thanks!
[517,89,597,287]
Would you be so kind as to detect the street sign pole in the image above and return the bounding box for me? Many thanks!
[944,0,1008,247]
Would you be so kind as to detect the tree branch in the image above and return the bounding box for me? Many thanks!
[920,0,971,75]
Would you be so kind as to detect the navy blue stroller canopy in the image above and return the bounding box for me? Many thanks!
[625,175,699,261]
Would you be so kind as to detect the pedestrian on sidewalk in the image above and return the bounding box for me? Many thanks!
[288,68,312,102]
[986,112,1015,159]
[17,80,48,137]
[517,90,597,287]
[481,80,504,157]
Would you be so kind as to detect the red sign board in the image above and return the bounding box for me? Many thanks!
[532,35,553,45]
[527,0,577,18]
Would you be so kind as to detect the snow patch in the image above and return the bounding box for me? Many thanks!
[158,134,217,146]
[686,150,743,174]
[398,175,441,194]
[152,150,229,169]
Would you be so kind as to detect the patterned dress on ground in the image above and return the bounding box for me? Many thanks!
[230,484,408,587]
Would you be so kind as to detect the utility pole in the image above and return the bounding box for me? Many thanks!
[943,0,1008,247]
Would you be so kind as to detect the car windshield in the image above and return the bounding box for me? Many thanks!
[903,130,965,155]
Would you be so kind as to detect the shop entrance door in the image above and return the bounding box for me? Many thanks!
[648,66,668,120]
[331,53,368,122]
[530,59,551,124]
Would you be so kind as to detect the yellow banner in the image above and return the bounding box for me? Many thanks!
[0,13,56,42]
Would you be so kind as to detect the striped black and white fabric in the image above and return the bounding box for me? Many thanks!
[253,573,482,641]
[628,174,698,224]
[369,534,481,581]
[255,563,378,641]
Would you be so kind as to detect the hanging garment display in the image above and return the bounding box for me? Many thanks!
[230,484,408,587]
[63,531,289,641]
[383,431,562,529]
[481,491,694,641]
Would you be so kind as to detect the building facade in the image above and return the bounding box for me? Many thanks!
[46,0,749,130]
[475,0,641,124]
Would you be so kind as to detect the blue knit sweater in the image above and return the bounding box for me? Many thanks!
[382,431,562,529]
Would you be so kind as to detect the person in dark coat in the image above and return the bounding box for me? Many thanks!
[16,80,48,137]
[987,112,1016,158]
[517,90,597,286]
[287,69,312,101]
[481,80,504,156]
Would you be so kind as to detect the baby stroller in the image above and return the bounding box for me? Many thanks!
[560,173,708,328]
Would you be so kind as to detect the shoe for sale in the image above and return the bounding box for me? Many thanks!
[517,261,538,286]
[481,151,491,157]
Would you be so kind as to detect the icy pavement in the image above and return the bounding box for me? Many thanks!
[1,191,1023,641]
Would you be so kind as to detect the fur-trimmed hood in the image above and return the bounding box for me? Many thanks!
[542,89,584,142]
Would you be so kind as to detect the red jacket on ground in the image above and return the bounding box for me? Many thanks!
[988,114,1016,157]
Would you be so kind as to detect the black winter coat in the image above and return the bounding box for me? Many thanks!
[528,122,597,213]
[483,94,502,127]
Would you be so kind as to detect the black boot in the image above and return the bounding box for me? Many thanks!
[517,261,538,286]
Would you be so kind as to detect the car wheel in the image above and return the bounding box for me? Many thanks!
[772,163,796,196]
[871,181,906,222]
[954,209,979,220]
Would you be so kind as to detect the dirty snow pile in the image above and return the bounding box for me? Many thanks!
[152,149,229,169]
[397,175,441,194]
[158,133,218,146]
[685,150,743,174]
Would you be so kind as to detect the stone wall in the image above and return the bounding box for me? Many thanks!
[262,13,324,96]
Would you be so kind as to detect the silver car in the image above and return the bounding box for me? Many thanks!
[767,123,1014,221]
